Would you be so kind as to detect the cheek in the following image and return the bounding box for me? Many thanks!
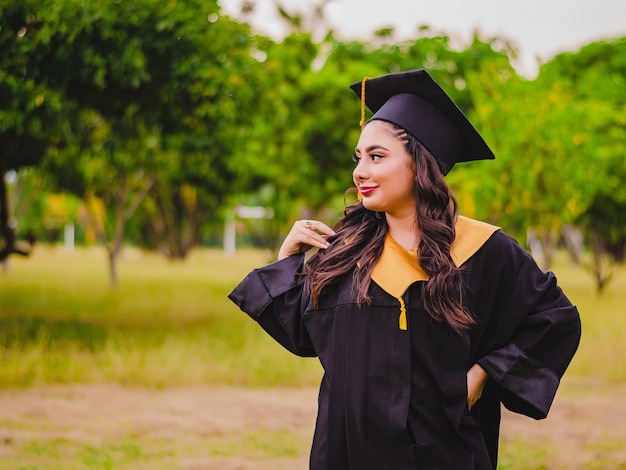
[404,163,416,188]
[398,168,417,196]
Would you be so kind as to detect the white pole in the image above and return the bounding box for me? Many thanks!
[224,217,236,256]
[224,206,273,255]
[64,222,75,252]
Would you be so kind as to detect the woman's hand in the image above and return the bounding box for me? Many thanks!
[277,219,336,260]
[467,363,489,409]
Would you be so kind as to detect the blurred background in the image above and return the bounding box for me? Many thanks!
[1,0,625,468]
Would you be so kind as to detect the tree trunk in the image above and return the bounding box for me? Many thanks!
[540,230,557,271]
[0,157,14,261]
[149,184,199,260]
[89,175,154,288]
[107,247,119,288]
[103,193,130,288]
[562,225,583,265]
[590,233,614,294]
[0,156,31,262]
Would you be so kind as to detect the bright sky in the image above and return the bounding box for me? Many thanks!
[219,0,626,78]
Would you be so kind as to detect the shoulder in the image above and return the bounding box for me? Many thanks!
[470,227,539,278]
[456,215,500,235]
[455,215,535,268]
[482,229,530,258]
[452,216,500,267]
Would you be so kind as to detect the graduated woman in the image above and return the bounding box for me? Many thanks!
[229,69,581,470]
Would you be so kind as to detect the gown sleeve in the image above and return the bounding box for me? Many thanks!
[228,254,317,357]
[475,233,581,420]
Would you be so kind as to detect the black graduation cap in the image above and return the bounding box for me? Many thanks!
[349,69,495,175]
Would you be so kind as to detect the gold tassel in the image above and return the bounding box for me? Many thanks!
[359,77,371,128]
[398,297,407,330]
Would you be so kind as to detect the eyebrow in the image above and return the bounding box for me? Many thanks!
[355,144,390,154]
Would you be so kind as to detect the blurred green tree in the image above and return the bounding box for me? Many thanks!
[0,0,66,260]
[222,1,360,252]
[227,31,323,252]
[540,37,626,290]
[228,17,520,252]
[122,3,260,260]
[468,74,600,268]
[467,36,626,283]
[22,0,259,283]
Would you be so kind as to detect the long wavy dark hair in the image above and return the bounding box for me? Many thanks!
[304,122,473,333]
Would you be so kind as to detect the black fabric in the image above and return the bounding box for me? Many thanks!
[228,231,581,470]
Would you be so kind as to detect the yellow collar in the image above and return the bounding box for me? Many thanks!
[371,216,500,299]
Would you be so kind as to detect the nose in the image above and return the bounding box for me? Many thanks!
[353,158,368,183]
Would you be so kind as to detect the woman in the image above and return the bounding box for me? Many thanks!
[229,69,581,469]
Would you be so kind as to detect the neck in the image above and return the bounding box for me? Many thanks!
[385,211,420,250]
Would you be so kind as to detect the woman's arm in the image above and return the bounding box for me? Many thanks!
[467,363,489,409]
[473,233,581,419]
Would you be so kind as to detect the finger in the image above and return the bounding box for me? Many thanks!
[301,219,336,237]
[297,225,332,250]
[300,230,331,250]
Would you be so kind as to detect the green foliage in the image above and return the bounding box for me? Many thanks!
[2,0,625,288]
[3,0,265,271]
[226,32,328,248]
[0,0,65,170]
[228,29,521,252]
[0,0,69,259]
[461,37,626,276]
[6,169,80,241]
[470,76,598,230]
[536,37,626,280]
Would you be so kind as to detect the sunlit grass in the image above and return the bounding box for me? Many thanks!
[2,429,309,470]
[0,245,323,388]
[498,439,549,469]
[2,244,624,387]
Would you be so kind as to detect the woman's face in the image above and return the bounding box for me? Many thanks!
[353,120,416,217]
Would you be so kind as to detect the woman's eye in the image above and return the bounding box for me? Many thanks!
[371,153,383,161]
[351,154,360,163]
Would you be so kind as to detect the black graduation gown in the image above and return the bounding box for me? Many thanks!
[228,226,581,470]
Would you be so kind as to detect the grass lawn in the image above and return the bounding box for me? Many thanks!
[0,244,624,468]
[0,245,323,388]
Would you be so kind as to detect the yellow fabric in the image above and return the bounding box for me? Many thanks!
[451,216,501,267]
[371,216,500,300]
[371,235,426,299]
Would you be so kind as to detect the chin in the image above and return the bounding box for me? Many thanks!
[363,202,385,213]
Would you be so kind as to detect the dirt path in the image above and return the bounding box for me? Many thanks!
[500,379,626,468]
[0,385,318,469]
[1,378,625,469]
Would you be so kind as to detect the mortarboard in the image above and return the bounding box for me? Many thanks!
[350,69,495,175]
